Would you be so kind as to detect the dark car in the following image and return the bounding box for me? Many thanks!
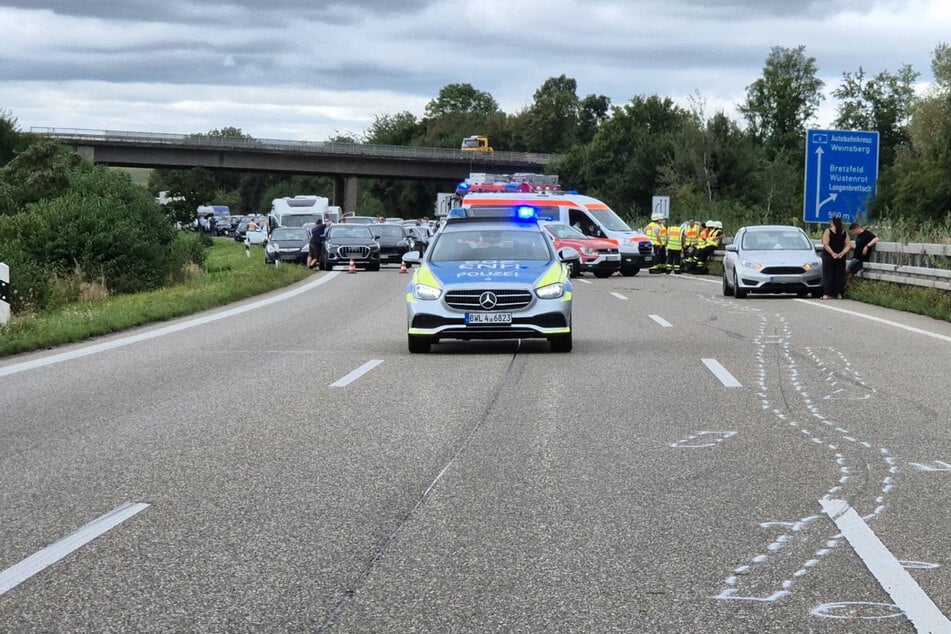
[320,224,381,271]
[264,227,310,265]
[369,223,412,265]
[405,226,431,255]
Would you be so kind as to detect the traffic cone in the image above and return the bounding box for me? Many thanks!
[399,260,408,274]
[348,257,357,274]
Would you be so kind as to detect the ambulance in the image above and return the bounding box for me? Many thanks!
[457,174,654,276]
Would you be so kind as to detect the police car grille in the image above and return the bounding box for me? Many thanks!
[338,245,370,258]
[445,290,533,310]
[638,242,653,255]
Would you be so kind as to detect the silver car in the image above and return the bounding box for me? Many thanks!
[722,225,822,298]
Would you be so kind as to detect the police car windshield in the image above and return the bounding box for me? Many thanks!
[430,230,552,262]
[588,208,631,232]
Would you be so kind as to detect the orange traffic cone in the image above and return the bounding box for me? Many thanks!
[348,257,357,274]
[399,259,408,274]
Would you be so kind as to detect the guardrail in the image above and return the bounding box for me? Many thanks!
[712,240,951,291]
[29,127,558,166]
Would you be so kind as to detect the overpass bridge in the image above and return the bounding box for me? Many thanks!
[30,128,558,212]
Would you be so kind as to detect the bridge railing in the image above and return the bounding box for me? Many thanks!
[29,127,557,166]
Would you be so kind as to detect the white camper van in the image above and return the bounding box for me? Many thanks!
[269,195,330,230]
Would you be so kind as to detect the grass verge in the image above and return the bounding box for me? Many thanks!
[845,277,951,323]
[0,239,312,358]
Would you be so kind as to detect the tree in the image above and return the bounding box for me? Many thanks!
[0,109,27,167]
[578,94,611,145]
[520,75,583,153]
[739,45,825,155]
[364,112,420,146]
[424,83,500,119]
[833,64,919,165]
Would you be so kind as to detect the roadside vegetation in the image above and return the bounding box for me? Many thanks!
[0,237,310,357]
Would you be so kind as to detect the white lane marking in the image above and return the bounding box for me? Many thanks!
[610,292,628,300]
[702,358,742,388]
[0,502,149,596]
[820,499,951,632]
[330,359,383,388]
[649,314,673,328]
[796,298,951,344]
[576,279,593,284]
[0,273,341,378]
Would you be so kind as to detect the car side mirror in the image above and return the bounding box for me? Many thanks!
[558,246,580,262]
[725,244,738,252]
[402,251,422,264]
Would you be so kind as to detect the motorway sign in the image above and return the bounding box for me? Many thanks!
[651,195,670,219]
[803,129,879,224]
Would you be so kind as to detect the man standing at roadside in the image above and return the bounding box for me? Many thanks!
[847,222,879,283]
[307,219,327,270]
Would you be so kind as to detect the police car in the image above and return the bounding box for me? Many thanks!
[401,206,578,353]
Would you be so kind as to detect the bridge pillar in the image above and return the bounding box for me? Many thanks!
[343,177,359,214]
[74,145,96,162]
[333,176,345,208]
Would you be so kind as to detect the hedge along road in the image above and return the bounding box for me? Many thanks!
[1,267,950,631]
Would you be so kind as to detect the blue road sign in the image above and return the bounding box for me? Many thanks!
[803,129,879,224]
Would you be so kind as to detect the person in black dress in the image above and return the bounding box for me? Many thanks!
[821,216,851,299]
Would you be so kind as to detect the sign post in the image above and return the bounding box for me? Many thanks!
[803,129,879,224]
[0,262,10,325]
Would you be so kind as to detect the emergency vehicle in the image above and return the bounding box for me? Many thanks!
[401,205,578,354]
[456,174,653,276]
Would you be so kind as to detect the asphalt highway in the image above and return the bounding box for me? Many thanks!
[2,265,950,633]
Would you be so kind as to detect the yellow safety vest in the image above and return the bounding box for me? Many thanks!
[684,224,699,246]
[697,228,710,248]
[658,224,668,246]
[667,225,683,250]
[645,221,661,246]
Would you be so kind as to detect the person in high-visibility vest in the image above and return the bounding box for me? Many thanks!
[695,220,722,273]
[682,218,699,271]
[666,220,683,274]
[646,214,667,273]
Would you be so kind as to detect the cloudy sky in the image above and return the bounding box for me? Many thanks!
[0,1,948,143]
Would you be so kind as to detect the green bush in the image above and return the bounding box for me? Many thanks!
[0,246,53,312]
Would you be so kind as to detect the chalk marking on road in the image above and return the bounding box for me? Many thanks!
[329,359,383,388]
[702,358,742,387]
[0,272,341,378]
[811,602,904,620]
[610,292,628,300]
[0,502,149,596]
[576,278,593,284]
[669,431,737,448]
[649,314,673,328]
[819,499,951,632]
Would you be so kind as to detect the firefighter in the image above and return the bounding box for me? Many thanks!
[682,218,700,271]
[695,221,722,273]
[666,219,683,274]
[646,214,667,274]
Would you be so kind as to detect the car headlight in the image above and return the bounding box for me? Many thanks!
[536,282,565,299]
[580,247,599,256]
[266,243,277,252]
[803,261,820,270]
[413,284,442,300]
[740,259,763,271]
[325,243,338,251]
[300,244,309,252]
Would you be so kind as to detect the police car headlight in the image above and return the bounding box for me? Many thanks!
[740,259,763,271]
[536,282,565,299]
[414,284,442,300]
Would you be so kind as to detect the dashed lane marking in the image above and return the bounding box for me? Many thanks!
[330,359,383,388]
[0,502,150,596]
[649,314,673,327]
[702,358,742,387]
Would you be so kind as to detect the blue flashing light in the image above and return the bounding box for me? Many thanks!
[516,206,537,220]
[504,182,519,191]
[447,207,467,219]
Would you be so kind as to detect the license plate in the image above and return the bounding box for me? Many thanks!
[604,254,620,261]
[466,312,512,325]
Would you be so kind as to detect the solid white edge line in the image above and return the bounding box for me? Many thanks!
[649,314,673,328]
[611,292,628,300]
[0,502,150,596]
[795,298,951,344]
[330,359,384,388]
[701,358,742,388]
[0,273,340,378]
[820,499,951,631]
